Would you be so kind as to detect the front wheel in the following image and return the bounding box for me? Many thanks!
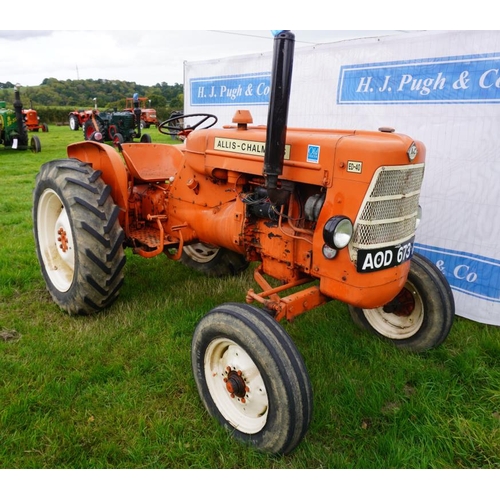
[348,252,455,352]
[192,303,313,455]
[30,135,41,153]
[33,159,126,315]
[113,132,125,147]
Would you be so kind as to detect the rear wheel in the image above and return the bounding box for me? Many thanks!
[83,119,104,142]
[33,159,125,315]
[181,242,248,277]
[192,302,312,455]
[69,114,79,131]
[348,252,455,352]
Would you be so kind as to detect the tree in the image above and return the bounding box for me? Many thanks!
[19,78,184,108]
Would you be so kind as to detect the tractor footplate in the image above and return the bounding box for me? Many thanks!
[129,227,166,248]
[128,225,183,259]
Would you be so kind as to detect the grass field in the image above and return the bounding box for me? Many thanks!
[1,124,500,469]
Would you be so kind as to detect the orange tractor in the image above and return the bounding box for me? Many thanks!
[32,31,454,455]
[124,96,158,129]
[22,104,49,133]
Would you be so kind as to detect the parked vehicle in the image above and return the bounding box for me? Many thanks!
[124,96,158,129]
[82,98,151,146]
[68,109,94,131]
[32,31,454,455]
[22,103,48,133]
[1,85,41,152]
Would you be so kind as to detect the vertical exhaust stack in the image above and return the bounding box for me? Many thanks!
[264,30,295,206]
[133,92,142,139]
[13,85,25,141]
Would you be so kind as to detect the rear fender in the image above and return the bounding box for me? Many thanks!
[67,141,129,214]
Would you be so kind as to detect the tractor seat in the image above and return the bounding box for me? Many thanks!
[121,143,184,182]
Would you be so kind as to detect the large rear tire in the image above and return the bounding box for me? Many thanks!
[33,159,125,315]
[180,242,248,277]
[69,114,79,131]
[192,303,313,455]
[348,252,455,352]
[83,118,105,142]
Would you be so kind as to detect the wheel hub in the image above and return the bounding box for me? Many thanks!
[383,287,416,316]
[57,227,69,252]
[224,366,249,401]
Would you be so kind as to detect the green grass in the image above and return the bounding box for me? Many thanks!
[1,125,500,469]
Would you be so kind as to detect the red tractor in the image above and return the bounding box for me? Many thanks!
[68,109,96,131]
[32,31,454,455]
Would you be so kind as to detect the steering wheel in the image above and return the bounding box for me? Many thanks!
[158,113,218,138]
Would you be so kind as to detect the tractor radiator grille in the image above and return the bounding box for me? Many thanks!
[351,163,425,257]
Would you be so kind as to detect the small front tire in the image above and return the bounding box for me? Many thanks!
[192,303,313,455]
[348,252,455,352]
[30,135,41,153]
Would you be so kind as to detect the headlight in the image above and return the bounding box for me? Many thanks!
[323,216,353,250]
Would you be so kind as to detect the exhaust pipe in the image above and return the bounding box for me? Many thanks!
[13,85,25,141]
[263,30,295,206]
[133,92,142,139]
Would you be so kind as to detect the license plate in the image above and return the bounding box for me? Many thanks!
[356,237,414,273]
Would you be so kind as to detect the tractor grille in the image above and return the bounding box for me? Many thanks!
[351,163,425,258]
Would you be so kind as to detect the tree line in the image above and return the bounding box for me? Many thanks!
[0,78,184,123]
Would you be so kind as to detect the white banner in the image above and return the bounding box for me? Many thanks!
[184,30,500,326]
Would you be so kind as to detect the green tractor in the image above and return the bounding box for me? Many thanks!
[82,93,151,147]
[0,85,41,152]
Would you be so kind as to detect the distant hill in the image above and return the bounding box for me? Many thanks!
[0,78,183,109]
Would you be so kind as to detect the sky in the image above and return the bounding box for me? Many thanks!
[0,30,405,88]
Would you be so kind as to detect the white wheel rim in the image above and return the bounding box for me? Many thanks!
[184,243,219,263]
[363,282,424,340]
[37,189,75,292]
[204,337,268,434]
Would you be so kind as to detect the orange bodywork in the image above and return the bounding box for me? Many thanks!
[67,111,426,321]
[23,109,46,131]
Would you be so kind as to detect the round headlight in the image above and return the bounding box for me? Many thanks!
[323,216,353,249]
